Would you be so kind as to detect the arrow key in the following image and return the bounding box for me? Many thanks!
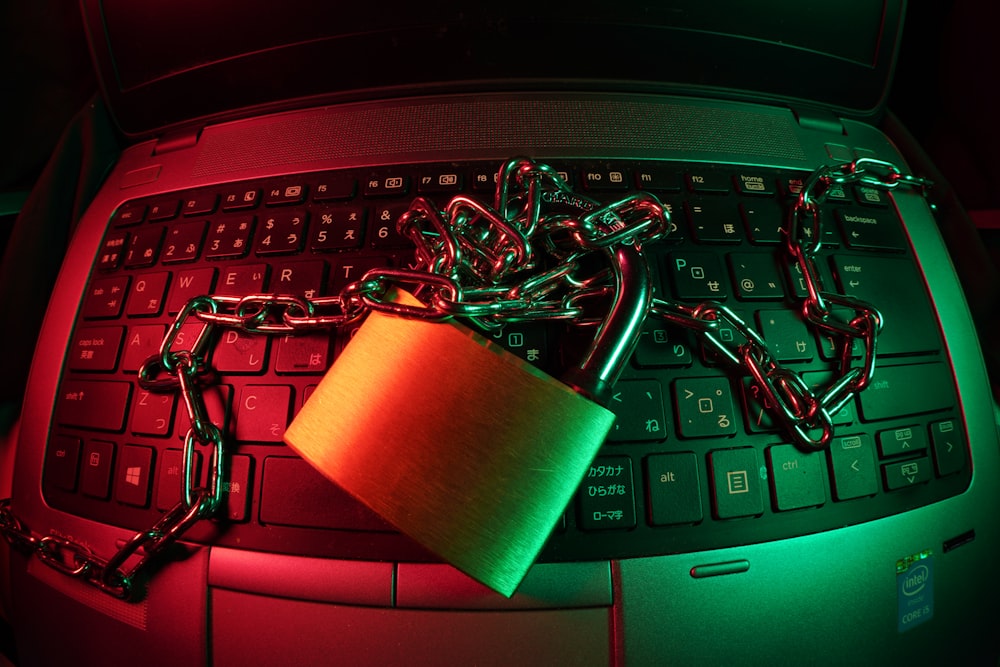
[930,419,967,476]
[827,433,878,500]
[877,425,928,458]
[882,456,932,491]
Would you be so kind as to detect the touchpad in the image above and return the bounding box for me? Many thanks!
[211,588,612,666]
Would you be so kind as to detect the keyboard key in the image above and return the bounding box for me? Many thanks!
[80,440,115,499]
[223,454,253,521]
[131,389,176,437]
[666,252,728,300]
[883,457,932,491]
[686,201,743,244]
[205,216,255,259]
[477,324,551,369]
[733,172,775,196]
[858,363,955,421]
[313,173,356,201]
[877,425,927,458]
[260,456,395,530]
[182,193,218,216]
[167,267,216,314]
[741,378,779,433]
[121,324,165,372]
[800,371,857,426]
[646,452,703,525]
[740,200,785,244]
[363,174,409,198]
[123,227,165,268]
[310,205,366,251]
[635,165,683,193]
[216,263,268,295]
[115,445,154,507]
[767,444,825,511]
[831,255,940,355]
[329,256,389,294]
[155,448,194,511]
[83,276,130,319]
[69,326,123,372]
[213,330,268,373]
[854,185,890,207]
[111,201,145,227]
[779,175,806,199]
[56,380,131,432]
[581,164,630,191]
[471,168,499,192]
[147,197,180,221]
[416,170,463,194]
[235,385,291,442]
[221,187,260,211]
[370,203,413,248]
[173,384,231,442]
[125,271,170,317]
[578,456,636,530]
[255,209,308,255]
[161,220,206,264]
[729,253,784,300]
[633,321,693,368]
[607,379,667,442]
[709,448,763,518]
[930,419,967,476]
[270,260,326,299]
[98,231,129,270]
[756,309,815,362]
[44,436,81,491]
[836,209,904,251]
[827,434,878,500]
[264,182,307,206]
[686,171,730,194]
[275,333,332,374]
[674,377,738,438]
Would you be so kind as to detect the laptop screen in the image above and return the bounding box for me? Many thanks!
[86,0,900,137]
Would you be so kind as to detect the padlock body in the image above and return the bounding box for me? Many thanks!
[283,293,614,597]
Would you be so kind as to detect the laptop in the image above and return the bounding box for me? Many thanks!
[7,1,999,664]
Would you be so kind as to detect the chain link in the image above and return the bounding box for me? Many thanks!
[0,156,931,600]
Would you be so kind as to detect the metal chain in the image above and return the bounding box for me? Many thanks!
[0,156,931,600]
[648,158,932,449]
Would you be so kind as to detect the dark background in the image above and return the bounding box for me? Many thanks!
[1,3,998,213]
[0,2,996,664]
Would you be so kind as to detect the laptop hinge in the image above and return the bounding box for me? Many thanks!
[153,128,201,155]
[791,106,845,135]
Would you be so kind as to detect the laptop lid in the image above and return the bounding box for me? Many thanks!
[81,0,905,139]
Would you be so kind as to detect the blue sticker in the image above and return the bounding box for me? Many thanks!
[897,551,934,633]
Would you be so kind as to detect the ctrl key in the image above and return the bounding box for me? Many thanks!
[44,436,81,491]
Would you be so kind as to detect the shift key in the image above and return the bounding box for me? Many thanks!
[57,380,131,432]
[859,363,955,422]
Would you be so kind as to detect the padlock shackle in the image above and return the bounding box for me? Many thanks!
[561,242,651,405]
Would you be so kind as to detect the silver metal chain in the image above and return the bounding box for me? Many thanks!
[0,156,931,600]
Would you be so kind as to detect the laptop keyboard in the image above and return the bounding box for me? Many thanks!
[44,159,971,564]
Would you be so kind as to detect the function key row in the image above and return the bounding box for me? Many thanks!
[110,163,894,227]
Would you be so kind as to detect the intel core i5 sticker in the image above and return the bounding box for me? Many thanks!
[896,550,933,632]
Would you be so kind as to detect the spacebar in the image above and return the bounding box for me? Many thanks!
[260,456,397,532]
[858,363,955,421]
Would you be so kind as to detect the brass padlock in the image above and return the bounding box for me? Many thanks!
[283,245,651,597]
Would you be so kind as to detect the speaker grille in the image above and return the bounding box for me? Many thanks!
[192,95,806,177]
